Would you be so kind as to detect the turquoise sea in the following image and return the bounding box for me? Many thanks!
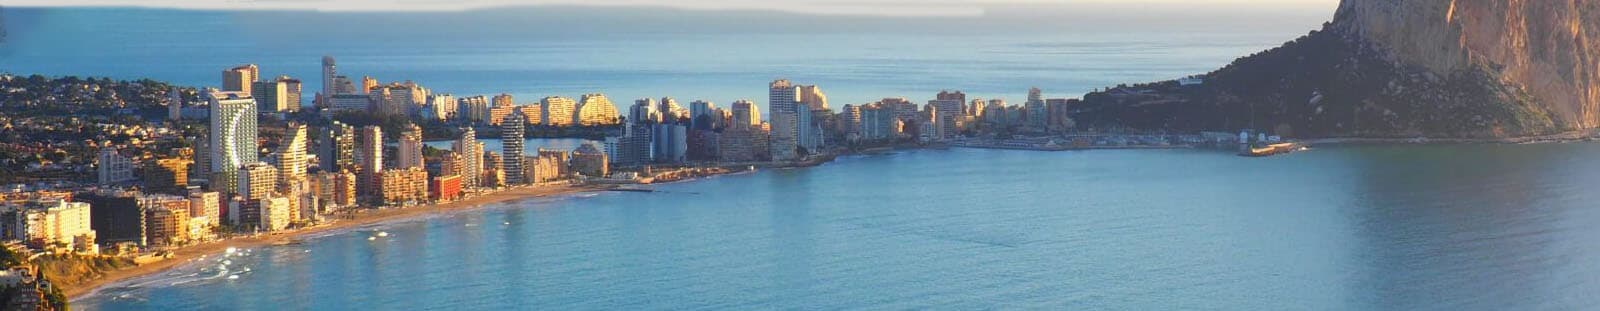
[73,143,1600,310]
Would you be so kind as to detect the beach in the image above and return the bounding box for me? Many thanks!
[65,183,603,300]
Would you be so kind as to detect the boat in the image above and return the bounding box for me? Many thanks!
[1241,142,1304,157]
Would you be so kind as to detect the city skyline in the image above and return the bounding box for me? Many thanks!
[9,1,1598,309]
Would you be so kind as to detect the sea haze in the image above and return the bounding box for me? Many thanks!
[0,4,1330,113]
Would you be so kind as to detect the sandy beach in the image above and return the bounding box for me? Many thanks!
[65,184,603,300]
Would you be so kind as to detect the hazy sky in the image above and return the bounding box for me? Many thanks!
[7,0,1338,16]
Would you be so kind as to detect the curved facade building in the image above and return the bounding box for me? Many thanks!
[208,90,259,193]
[574,93,620,126]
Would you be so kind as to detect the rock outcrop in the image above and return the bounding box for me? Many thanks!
[1335,0,1600,129]
[1070,0,1600,138]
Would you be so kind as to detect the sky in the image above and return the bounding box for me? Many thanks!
[4,0,1338,17]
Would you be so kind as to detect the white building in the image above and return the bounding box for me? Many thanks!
[97,147,134,185]
[209,90,259,193]
[7,200,96,253]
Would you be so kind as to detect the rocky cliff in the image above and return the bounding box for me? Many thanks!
[1071,0,1600,138]
[1336,0,1600,129]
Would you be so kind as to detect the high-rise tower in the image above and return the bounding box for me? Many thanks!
[502,111,527,184]
[208,90,258,193]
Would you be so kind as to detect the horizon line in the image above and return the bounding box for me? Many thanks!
[0,1,1336,18]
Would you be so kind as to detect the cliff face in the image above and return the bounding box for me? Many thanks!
[1069,0,1600,138]
[1334,0,1600,129]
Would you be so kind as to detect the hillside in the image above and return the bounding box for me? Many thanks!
[1070,0,1599,138]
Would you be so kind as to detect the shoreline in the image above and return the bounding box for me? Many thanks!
[62,131,1600,301]
[1301,130,1598,145]
[65,183,605,301]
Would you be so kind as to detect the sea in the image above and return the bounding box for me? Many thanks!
[72,142,1600,310]
[13,5,1600,311]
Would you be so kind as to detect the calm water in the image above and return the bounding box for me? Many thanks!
[75,143,1600,310]
[0,7,1318,112]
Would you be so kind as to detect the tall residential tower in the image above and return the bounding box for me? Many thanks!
[208,90,259,193]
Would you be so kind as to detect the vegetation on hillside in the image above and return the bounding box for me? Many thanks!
[1070,23,1561,138]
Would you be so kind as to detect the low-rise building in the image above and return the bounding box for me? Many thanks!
[429,175,462,202]
[3,200,96,253]
[526,150,568,184]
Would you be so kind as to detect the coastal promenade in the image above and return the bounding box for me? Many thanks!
[66,184,604,300]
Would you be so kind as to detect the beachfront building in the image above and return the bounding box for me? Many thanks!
[610,125,653,166]
[769,80,803,161]
[571,143,608,177]
[575,93,621,126]
[379,168,429,206]
[237,163,278,228]
[209,90,259,194]
[313,170,357,211]
[513,104,541,125]
[259,196,292,232]
[718,124,757,162]
[458,95,489,123]
[541,96,577,126]
[141,196,191,247]
[429,175,463,202]
[357,126,383,199]
[659,97,688,121]
[731,99,760,127]
[488,94,516,126]
[526,151,567,184]
[630,98,661,124]
[931,90,965,138]
[187,191,221,228]
[689,100,716,129]
[502,110,527,185]
[452,128,483,189]
[653,123,687,163]
[482,153,505,188]
[1025,87,1047,129]
[5,199,96,253]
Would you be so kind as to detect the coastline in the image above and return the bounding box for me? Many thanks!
[63,130,1600,301]
[65,183,604,301]
[1301,130,1598,146]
